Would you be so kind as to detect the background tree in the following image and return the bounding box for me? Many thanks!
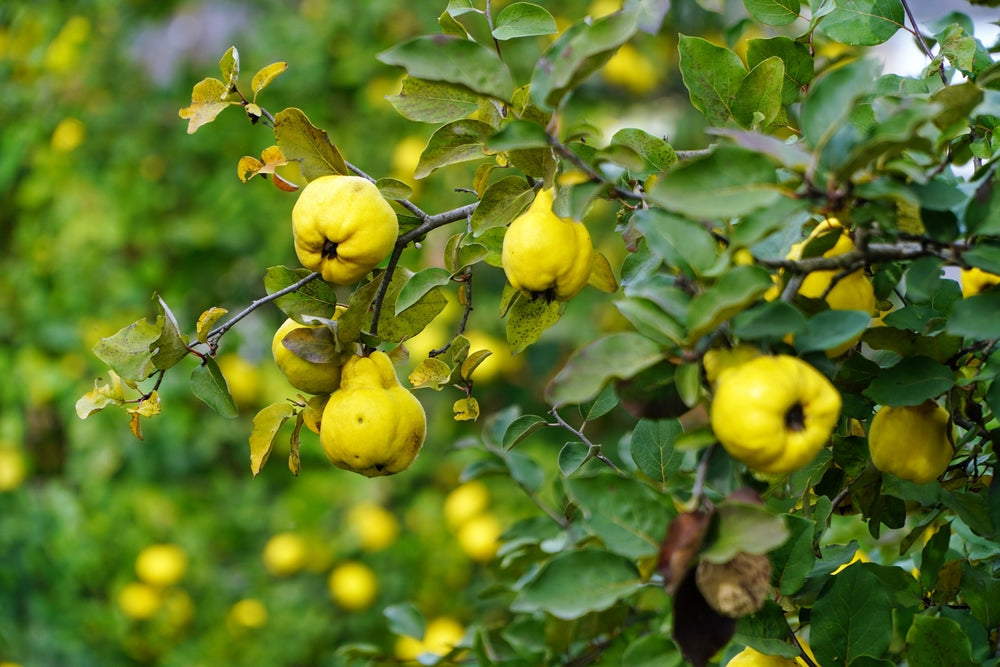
[2,0,999,665]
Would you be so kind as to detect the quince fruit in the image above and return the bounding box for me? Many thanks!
[703,345,763,386]
[271,317,350,395]
[868,400,953,484]
[501,188,594,302]
[727,645,811,667]
[959,266,1000,296]
[292,175,398,284]
[321,351,426,477]
[710,355,841,474]
[788,219,875,357]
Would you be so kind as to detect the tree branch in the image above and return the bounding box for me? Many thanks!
[899,0,948,86]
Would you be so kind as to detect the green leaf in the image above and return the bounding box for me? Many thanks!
[386,76,482,123]
[510,549,643,620]
[734,601,802,658]
[377,35,514,101]
[811,564,893,665]
[565,475,674,559]
[377,269,449,344]
[484,119,550,151]
[609,128,677,177]
[795,309,871,355]
[505,450,545,494]
[395,268,452,315]
[505,296,565,355]
[383,603,426,639]
[470,176,535,236]
[92,317,160,380]
[732,300,808,341]
[414,119,495,178]
[800,58,880,152]
[769,514,816,595]
[558,442,591,476]
[530,9,639,110]
[492,3,557,40]
[919,523,951,590]
[742,0,801,25]
[546,333,665,406]
[375,177,413,201]
[273,107,348,180]
[937,23,993,79]
[732,56,785,128]
[248,402,294,477]
[647,146,780,219]
[622,635,684,667]
[502,414,548,451]
[631,209,718,278]
[191,357,238,418]
[820,0,905,45]
[946,292,1000,339]
[960,562,1000,628]
[264,266,340,321]
[686,265,775,342]
[863,356,955,406]
[905,615,978,667]
[700,501,791,562]
[630,419,684,485]
[151,295,190,371]
[677,35,747,126]
[746,37,814,105]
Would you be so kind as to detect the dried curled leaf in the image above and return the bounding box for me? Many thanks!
[657,508,714,595]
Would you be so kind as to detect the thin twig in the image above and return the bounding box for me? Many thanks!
[899,0,948,86]
[691,444,715,507]
[345,160,428,220]
[550,407,626,476]
[206,271,323,350]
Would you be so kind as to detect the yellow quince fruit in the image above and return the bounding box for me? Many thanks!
[959,266,1000,296]
[868,400,953,484]
[271,316,351,396]
[710,355,841,474]
[501,188,595,302]
[703,345,763,386]
[292,175,398,284]
[727,645,813,667]
[320,351,426,477]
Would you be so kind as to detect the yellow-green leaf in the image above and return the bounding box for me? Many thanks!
[288,414,304,476]
[251,61,288,99]
[453,396,480,421]
[506,296,565,355]
[129,391,162,418]
[75,371,127,418]
[178,77,240,134]
[249,402,295,477]
[587,251,619,293]
[273,107,348,180]
[461,349,493,381]
[219,46,239,91]
[408,357,452,390]
[196,307,228,344]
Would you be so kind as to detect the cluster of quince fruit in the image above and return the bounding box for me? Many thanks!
[274,174,425,477]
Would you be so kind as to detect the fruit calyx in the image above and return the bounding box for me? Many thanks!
[784,403,805,432]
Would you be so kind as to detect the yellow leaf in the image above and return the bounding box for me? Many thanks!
[249,402,295,477]
[196,307,228,344]
[251,61,289,99]
[238,156,264,182]
[130,391,162,418]
[75,371,127,418]
[261,145,286,166]
[129,411,144,440]
[178,77,240,134]
[587,250,619,293]
[453,397,480,421]
[461,349,492,381]
[408,357,452,390]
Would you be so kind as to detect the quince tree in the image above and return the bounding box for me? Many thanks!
[78,1,1000,665]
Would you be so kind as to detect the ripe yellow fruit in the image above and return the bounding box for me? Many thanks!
[216,353,261,408]
[292,175,398,284]
[321,351,426,477]
[0,447,27,491]
[328,561,378,610]
[262,532,309,577]
[789,219,875,357]
[710,355,841,474]
[457,513,502,563]
[423,616,466,655]
[443,481,491,529]
[135,544,188,588]
[502,188,595,302]
[271,317,348,395]
[727,646,806,666]
[831,549,870,574]
[347,502,400,552]
[960,266,1000,296]
[228,598,268,629]
[868,401,953,484]
[703,345,763,386]
[117,582,162,620]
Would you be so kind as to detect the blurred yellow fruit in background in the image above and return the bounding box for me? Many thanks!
[117,582,162,620]
[51,117,85,152]
[135,543,188,588]
[443,481,491,529]
[328,561,378,610]
[423,616,465,655]
[262,532,309,577]
[0,446,27,492]
[216,353,262,409]
[602,43,660,95]
[228,598,268,629]
[960,266,1000,296]
[347,502,400,552]
[457,514,502,563]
